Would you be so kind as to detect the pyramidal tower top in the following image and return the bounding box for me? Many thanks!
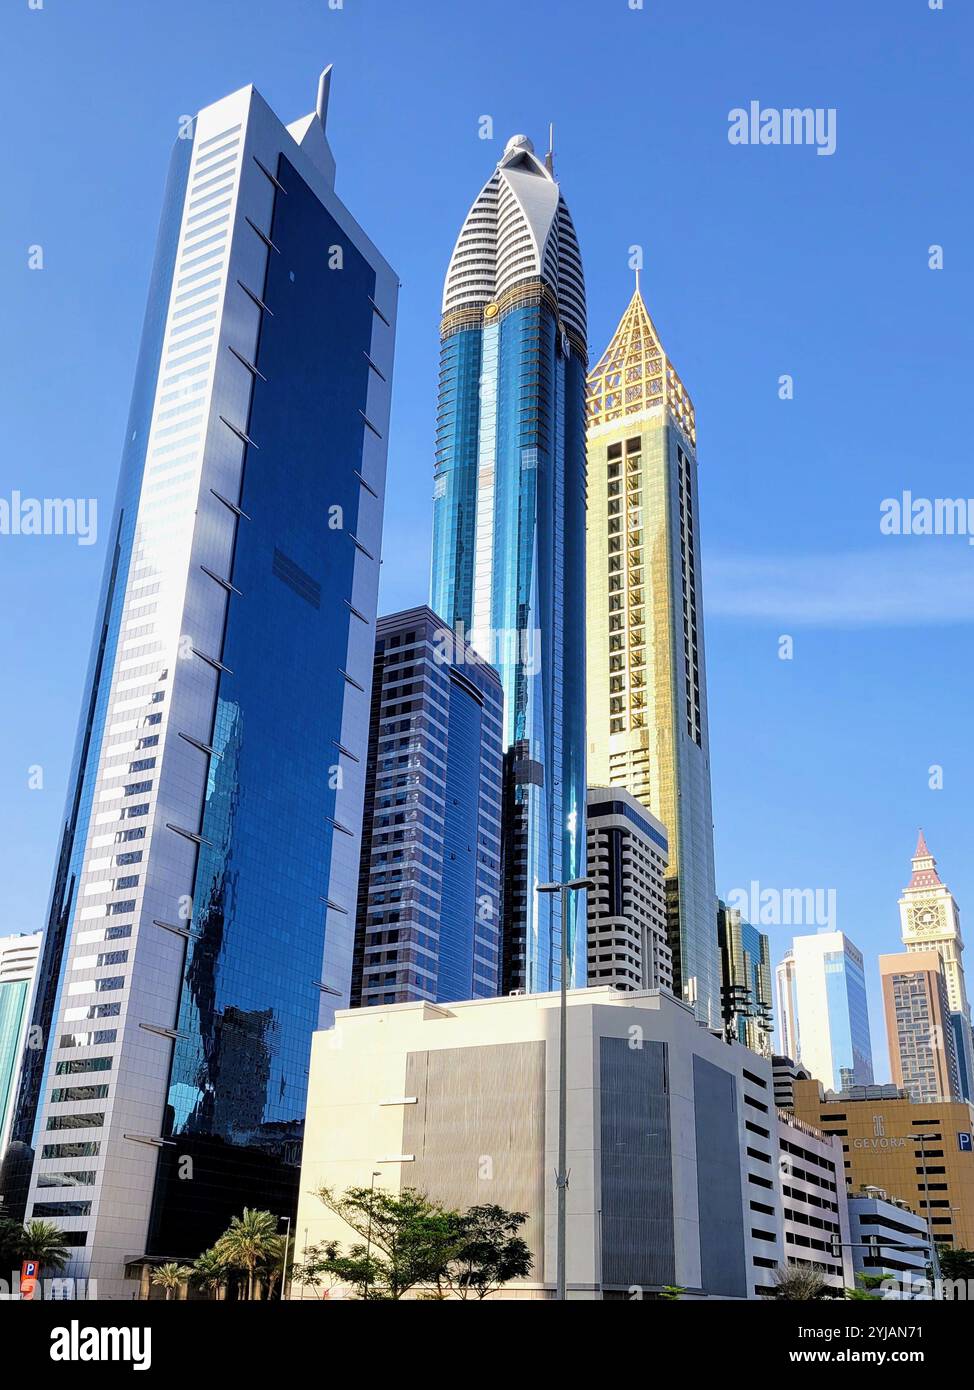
[586,272,695,445]
[905,827,945,892]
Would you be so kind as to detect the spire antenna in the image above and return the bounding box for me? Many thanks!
[545,122,555,174]
[316,64,333,126]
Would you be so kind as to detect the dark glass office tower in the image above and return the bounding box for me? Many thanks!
[2,72,397,1295]
[351,607,504,1006]
[430,135,588,994]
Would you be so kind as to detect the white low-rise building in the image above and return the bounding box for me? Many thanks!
[773,1108,852,1296]
[296,986,793,1299]
[847,1191,931,1298]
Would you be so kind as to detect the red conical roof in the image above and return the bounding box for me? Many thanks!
[907,828,942,890]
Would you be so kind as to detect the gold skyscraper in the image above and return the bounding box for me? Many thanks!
[586,277,719,1025]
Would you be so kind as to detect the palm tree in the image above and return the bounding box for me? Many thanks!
[20,1220,69,1272]
[217,1209,279,1301]
[150,1262,192,1301]
[191,1247,231,1301]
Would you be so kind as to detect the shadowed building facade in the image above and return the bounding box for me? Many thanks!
[718,902,773,1056]
[351,607,504,1006]
[430,134,588,995]
[585,786,672,993]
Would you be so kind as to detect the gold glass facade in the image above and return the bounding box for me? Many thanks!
[586,285,719,1025]
[792,1078,974,1249]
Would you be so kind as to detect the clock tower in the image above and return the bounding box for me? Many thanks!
[899,829,974,1098]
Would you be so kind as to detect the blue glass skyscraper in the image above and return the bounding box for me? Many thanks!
[779,932,874,1092]
[1,71,397,1294]
[430,135,588,993]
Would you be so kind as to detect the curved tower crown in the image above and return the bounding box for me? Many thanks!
[442,134,586,350]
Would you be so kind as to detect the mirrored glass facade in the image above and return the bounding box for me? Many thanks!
[786,931,874,1093]
[1,79,397,1294]
[717,903,773,1056]
[0,934,42,1155]
[825,947,875,1091]
[430,137,588,993]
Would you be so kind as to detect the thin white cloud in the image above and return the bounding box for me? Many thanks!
[705,546,974,626]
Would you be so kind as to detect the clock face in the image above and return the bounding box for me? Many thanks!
[913,903,941,932]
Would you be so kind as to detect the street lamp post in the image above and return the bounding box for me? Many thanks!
[279,1214,292,1302]
[537,876,594,1303]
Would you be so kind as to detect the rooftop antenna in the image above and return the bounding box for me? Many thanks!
[634,263,641,295]
[316,64,333,125]
[545,122,555,173]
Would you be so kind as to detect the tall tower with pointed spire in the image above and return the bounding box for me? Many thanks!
[899,831,974,1099]
[585,279,719,1026]
[0,72,398,1294]
[430,135,588,995]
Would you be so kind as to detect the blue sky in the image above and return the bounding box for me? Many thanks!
[2,0,970,1080]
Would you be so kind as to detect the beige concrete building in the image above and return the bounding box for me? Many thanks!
[295,987,789,1299]
[880,950,961,1103]
[792,1077,974,1251]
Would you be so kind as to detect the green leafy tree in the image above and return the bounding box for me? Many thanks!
[659,1285,685,1301]
[151,1262,192,1301]
[216,1208,279,1301]
[20,1220,69,1272]
[939,1247,974,1280]
[314,1185,466,1300]
[845,1271,888,1301]
[294,1242,385,1299]
[291,1240,347,1299]
[445,1204,532,1299]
